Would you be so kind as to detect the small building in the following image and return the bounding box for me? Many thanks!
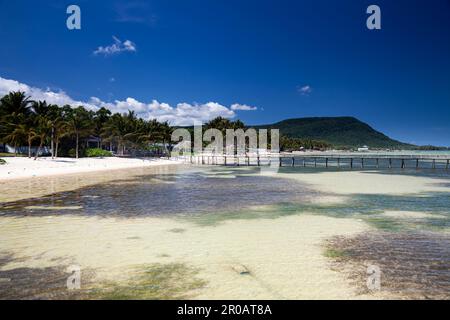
[358,145,369,152]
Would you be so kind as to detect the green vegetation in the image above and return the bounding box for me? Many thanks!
[323,248,349,259]
[1,91,438,155]
[85,148,113,158]
[280,135,331,151]
[184,117,329,151]
[254,117,413,149]
[87,263,206,300]
[0,91,173,158]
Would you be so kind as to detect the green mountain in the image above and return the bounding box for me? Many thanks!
[253,117,412,149]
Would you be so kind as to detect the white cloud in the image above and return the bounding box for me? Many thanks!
[297,85,312,96]
[94,36,137,56]
[230,103,257,111]
[0,76,97,109]
[0,76,252,126]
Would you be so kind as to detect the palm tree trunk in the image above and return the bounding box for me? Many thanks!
[76,133,79,159]
[28,138,32,158]
[51,126,54,159]
[55,139,59,158]
[34,139,43,160]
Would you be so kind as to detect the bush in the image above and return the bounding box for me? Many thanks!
[68,148,82,158]
[85,148,113,158]
[0,158,6,165]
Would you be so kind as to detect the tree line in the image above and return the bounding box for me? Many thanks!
[0,91,173,158]
[181,116,331,151]
[0,91,330,159]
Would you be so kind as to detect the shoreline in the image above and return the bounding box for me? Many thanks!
[0,156,182,181]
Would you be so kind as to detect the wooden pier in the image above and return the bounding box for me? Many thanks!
[184,153,450,170]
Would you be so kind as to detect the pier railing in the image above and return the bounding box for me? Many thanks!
[182,153,450,170]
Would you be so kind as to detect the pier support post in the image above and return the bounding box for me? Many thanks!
[389,158,392,169]
[447,160,449,170]
[361,158,364,169]
[292,157,295,167]
[303,158,306,167]
[314,158,317,168]
[350,158,353,169]
[337,158,340,168]
[376,158,379,169]
[432,159,436,169]
[416,159,419,169]
[401,159,405,169]
[326,158,328,168]
[257,156,260,166]
[279,157,282,167]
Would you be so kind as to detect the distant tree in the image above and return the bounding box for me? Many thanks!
[94,107,111,148]
[0,92,33,155]
[102,111,139,156]
[65,106,93,159]
[31,101,54,159]
[0,90,194,158]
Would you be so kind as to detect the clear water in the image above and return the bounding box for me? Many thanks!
[1,166,450,231]
[1,165,449,299]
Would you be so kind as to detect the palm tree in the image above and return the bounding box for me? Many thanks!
[0,91,33,155]
[159,121,173,155]
[64,106,93,159]
[32,101,54,159]
[102,111,139,156]
[0,91,32,118]
[94,107,111,149]
[13,114,38,158]
[44,104,63,158]
[2,123,27,156]
[52,108,70,158]
[137,119,162,145]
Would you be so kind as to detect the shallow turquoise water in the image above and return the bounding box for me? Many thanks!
[0,165,449,299]
[1,166,449,232]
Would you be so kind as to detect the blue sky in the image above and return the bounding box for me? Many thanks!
[0,0,449,145]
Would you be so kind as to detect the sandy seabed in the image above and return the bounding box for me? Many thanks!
[1,164,449,300]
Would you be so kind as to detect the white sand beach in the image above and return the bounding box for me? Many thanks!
[0,157,181,181]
